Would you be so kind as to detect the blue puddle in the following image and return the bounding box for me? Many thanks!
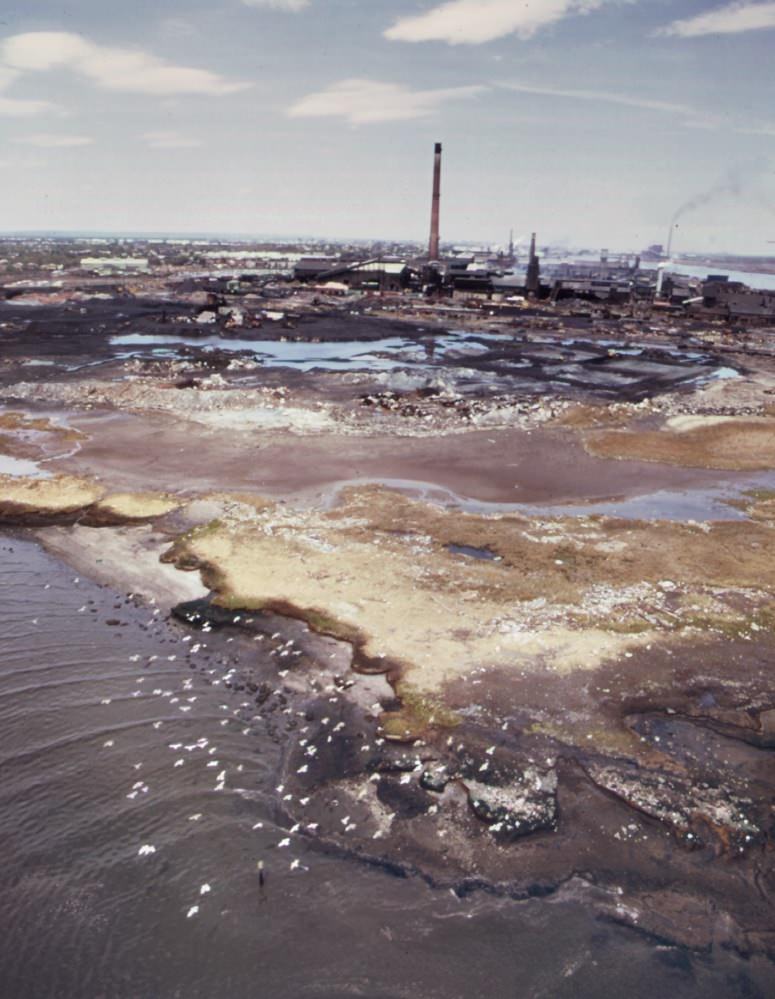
[110,333,422,371]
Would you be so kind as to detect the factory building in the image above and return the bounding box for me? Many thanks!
[694,277,775,319]
[296,257,413,292]
[293,257,341,281]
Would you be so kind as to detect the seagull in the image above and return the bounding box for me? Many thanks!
[188,814,202,822]
[103,740,114,748]
[137,844,156,856]
[199,884,211,895]
[277,838,290,848]
[186,905,199,918]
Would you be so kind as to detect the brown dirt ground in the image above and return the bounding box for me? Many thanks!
[585,417,775,470]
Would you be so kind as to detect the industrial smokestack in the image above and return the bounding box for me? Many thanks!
[666,222,677,260]
[526,231,540,294]
[428,142,442,261]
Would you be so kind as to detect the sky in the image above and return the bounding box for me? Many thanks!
[1,1,775,253]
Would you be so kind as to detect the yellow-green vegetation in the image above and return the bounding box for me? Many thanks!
[93,492,181,521]
[163,485,775,701]
[0,473,104,520]
[381,682,460,741]
[552,402,634,431]
[528,720,642,759]
[0,411,83,441]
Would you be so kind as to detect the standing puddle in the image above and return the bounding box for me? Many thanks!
[110,333,419,371]
[447,543,501,561]
[0,454,50,477]
[315,474,775,523]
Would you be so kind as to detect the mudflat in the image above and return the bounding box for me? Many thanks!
[2,290,775,965]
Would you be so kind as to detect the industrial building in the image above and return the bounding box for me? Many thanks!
[291,143,775,318]
[693,277,775,319]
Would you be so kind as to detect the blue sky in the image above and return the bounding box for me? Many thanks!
[1,1,775,252]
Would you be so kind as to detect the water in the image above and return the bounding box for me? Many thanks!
[447,543,501,561]
[314,475,772,523]
[1,535,772,998]
[0,455,49,477]
[669,263,775,291]
[110,334,420,372]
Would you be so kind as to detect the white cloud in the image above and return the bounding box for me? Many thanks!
[1,32,250,97]
[142,130,203,149]
[502,82,696,117]
[385,0,607,45]
[288,78,486,124]
[0,95,56,116]
[0,65,56,115]
[12,133,93,147]
[242,0,310,9]
[660,2,775,37]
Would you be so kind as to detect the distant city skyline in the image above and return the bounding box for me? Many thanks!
[1,2,775,253]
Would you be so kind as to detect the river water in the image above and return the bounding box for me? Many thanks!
[1,534,772,998]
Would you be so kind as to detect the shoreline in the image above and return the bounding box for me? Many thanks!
[2,291,775,961]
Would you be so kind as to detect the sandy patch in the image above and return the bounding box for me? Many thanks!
[664,414,740,432]
[189,405,337,433]
[37,523,208,609]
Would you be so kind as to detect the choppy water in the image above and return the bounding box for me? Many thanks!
[1,534,773,998]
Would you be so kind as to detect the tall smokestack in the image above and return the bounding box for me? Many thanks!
[428,142,442,260]
[666,222,677,260]
[526,231,540,294]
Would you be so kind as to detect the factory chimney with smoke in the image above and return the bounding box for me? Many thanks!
[428,142,442,261]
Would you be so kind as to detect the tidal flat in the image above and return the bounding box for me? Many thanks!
[2,291,775,996]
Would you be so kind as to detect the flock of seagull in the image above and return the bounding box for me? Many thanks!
[89,591,370,920]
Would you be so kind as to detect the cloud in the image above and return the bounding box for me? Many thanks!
[0,65,56,115]
[242,0,310,9]
[142,130,203,149]
[0,31,250,97]
[0,95,55,116]
[385,0,607,45]
[659,2,775,37]
[736,122,775,136]
[12,133,93,147]
[288,78,486,124]
[502,82,696,117]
